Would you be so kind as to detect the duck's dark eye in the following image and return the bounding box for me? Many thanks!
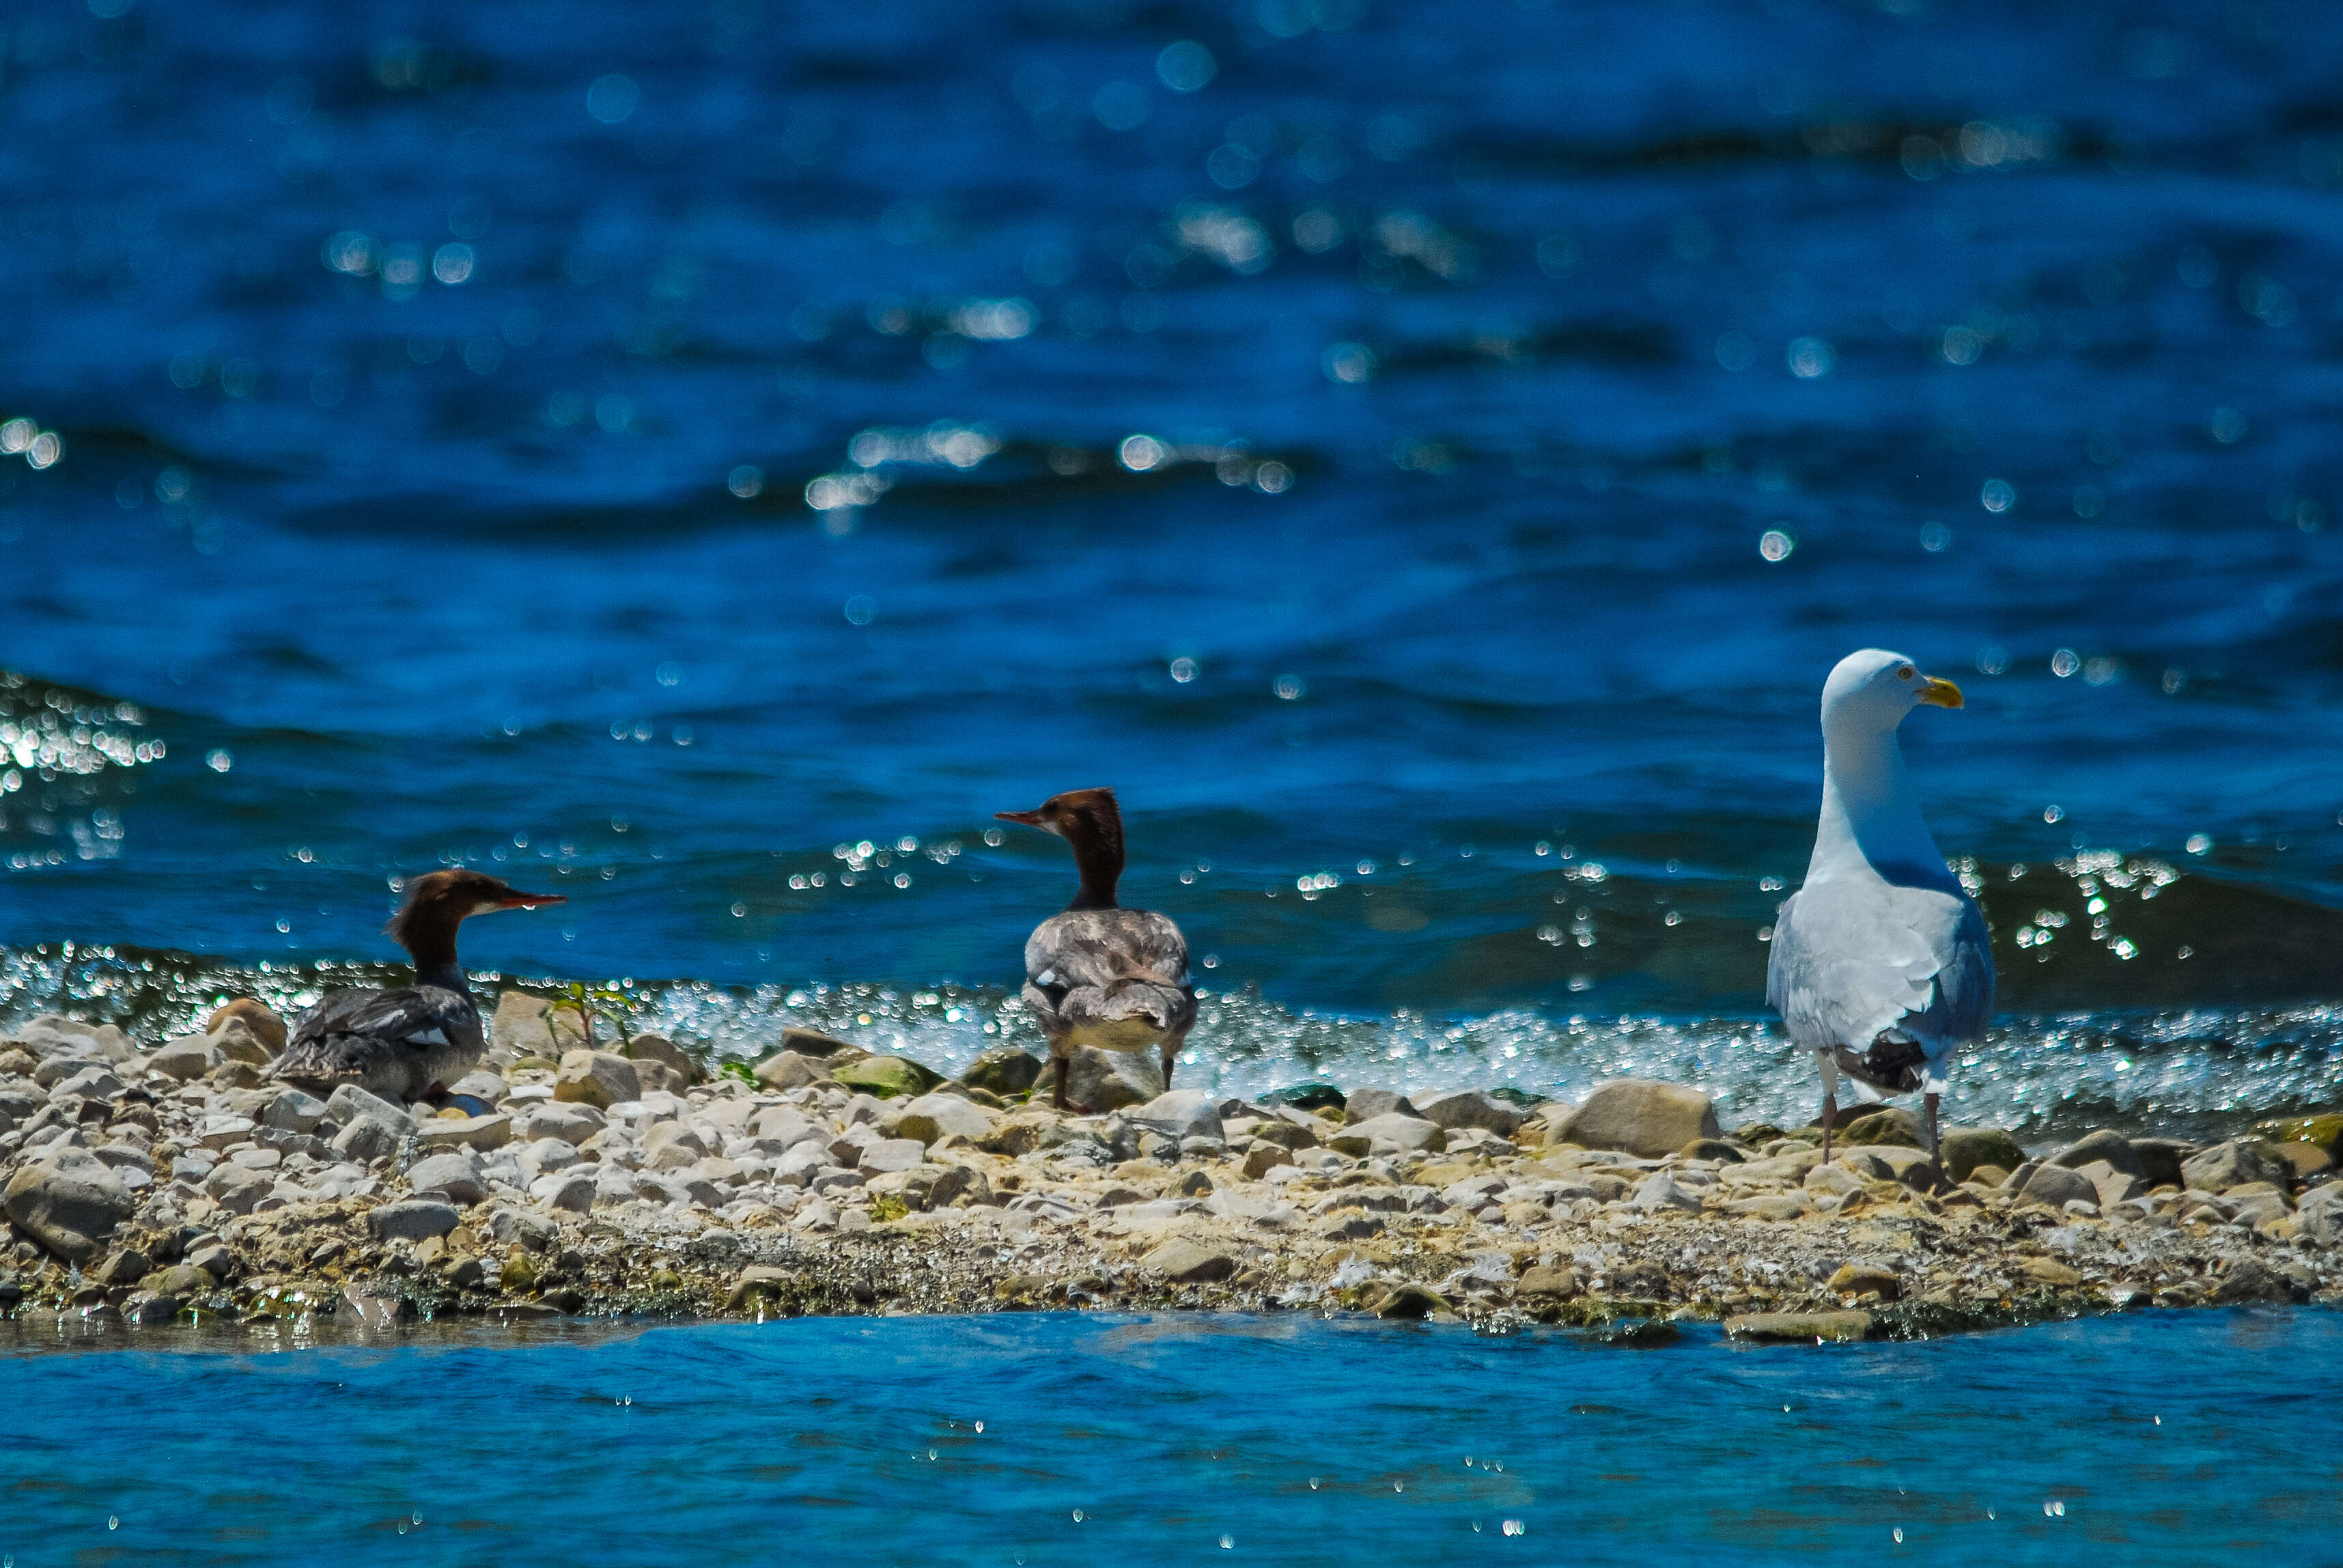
[1896,664,1914,680]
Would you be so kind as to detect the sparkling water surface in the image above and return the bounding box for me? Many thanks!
[0,1308,2334,1565]
[4,0,2342,1114]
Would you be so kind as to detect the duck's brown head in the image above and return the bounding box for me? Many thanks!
[996,787,1123,910]
[387,869,566,972]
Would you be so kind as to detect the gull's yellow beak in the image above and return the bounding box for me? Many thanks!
[1917,676,1964,709]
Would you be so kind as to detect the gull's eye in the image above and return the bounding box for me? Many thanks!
[1896,664,1914,680]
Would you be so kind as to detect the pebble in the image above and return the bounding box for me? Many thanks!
[0,1013,2334,1338]
[1725,1311,1874,1343]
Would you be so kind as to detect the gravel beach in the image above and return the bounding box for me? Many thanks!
[5,995,2338,1343]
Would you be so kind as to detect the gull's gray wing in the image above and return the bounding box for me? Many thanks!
[1767,878,1993,1055]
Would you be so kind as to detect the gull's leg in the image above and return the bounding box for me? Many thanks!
[1925,1090,1944,1188]
[1817,1051,1840,1164]
[1160,1045,1176,1092]
[1053,1055,1069,1112]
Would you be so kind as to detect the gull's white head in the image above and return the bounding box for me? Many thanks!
[1820,648,1963,735]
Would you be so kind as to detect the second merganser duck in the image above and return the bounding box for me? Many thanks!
[996,787,1196,1112]
[269,869,565,1106]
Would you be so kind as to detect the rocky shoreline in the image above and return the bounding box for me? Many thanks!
[3,996,2339,1345]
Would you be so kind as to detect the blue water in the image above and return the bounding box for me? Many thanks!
[0,1309,2333,1565]
[3,0,2341,1112]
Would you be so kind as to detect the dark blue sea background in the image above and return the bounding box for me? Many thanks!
[3,0,2340,1130]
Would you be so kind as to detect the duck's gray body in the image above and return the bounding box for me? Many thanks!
[1021,908,1195,1059]
[268,968,486,1104]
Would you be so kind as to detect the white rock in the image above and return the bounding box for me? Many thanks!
[1629,1172,1704,1213]
[530,1171,594,1212]
[1130,1089,1225,1143]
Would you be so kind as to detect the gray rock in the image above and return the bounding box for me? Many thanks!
[518,1136,583,1179]
[858,1138,929,1174]
[414,1112,513,1153]
[645,1121,707,1162]
[369,1199,462,1242]
[184,1242,234,1279]
[1517,1264,1580,1298]
[2050,1128,2148,1182]
[1140,1237,1235,1283]
[1063,1046,1163,1112]
[2,1147,135,1262]
[150,1035,223,1081]
[625,1033,701,1086]
[1552,1079,1722,1158]
[15,1016,133,1062]
[2015,1162,2100,1209]
[727,1265,797,1309]
[1328,1112,1445,1156]
[1725,1311,1873,1343]
[554,1049,640,1109]
[204,1163,271,1215]
[1441,1174,1507,1209]
[925,1164,995,1209]
[92,1143,155,1177]
[486,1206,559,1249]
[196,1113,258,1151]
[530,1171,595,1213]
[406,1152,487,1205]
[1804,1163,1864,1196]
[1343,1088,1417,1124]
[2076,1160,2146,1209]
[209,1020,273,1067]
[1129,1089,1224,1143]
[1630,1172,1705,1213]
[776,1026,858,1058]
[1317,1213,1386,1240]
[32,1054,108,1089]
[1412,1089,1527,1136]
[749,1106,826,1148]
[1939,1127,2025,1184]
[332,1116,405,1164]
[2297,1185,2343,1242]
[962,1048,1042,1097]
[2180,1140,2289,1194]
[327,1084,415,1131]
[490,990,560,1058]
[449,1069,507,1100]
[153,1263,215,1296]
[516,1102,605,1147]
[880,1093,997,1147]
[263,1089,328,1134]
[341,1284,404,1330]
[591,1166,641,1207]
[2129,1138,2198,1190]
[1371,1283,1448,1320]
[49,1065,125,1101]
[753,1050,830,1091]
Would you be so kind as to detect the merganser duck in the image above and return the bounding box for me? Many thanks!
[269,869,565,1106]
[1766,649,1994,1178]
[996,787,1196,1112]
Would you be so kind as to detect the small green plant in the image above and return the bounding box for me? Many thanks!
[869,1194,909,1222]
[720,1059,757,1087]
[557,980,634,1051]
